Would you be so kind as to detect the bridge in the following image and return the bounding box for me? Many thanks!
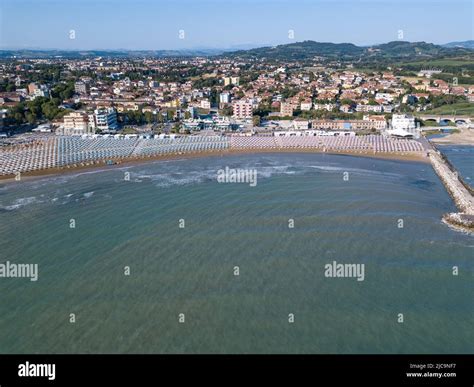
[417,114,473,124]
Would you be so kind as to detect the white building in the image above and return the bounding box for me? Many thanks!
[356,104,383,113]
[62,112,91,135]
[219,93,231,104]
[293,119,309,130]
[391,114,416,131]
[314,103,335,112]
[300,100,313,111]
[374,93,394,102]
[200,99,211,110]
[274,130,355,137]
[91,108,118,132]
[391,114,419,138]
[417,69,442,78]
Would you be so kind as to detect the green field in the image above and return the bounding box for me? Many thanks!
[401,59,474,67]
[419,102,474,115]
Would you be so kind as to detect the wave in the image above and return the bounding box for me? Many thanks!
[131,164,304,188]
[0,191,85,210]
[126,159,408,188]
[0,155,414,202]
[0,196,40,211]
[306,165,402,178]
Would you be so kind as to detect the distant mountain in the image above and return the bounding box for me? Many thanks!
[223,40,474,62]
[443,40,474,49]
[1,40,473,61]
[0,48,227,59]
[372,41,443,56]
[225,41,364,60]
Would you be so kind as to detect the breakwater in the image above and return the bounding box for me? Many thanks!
[428,147,474,232]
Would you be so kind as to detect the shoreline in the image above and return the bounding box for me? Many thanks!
[431,139,474,146]
[430,128,474,146]
[0,148,429,184]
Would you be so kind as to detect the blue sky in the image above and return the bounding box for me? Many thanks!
[0,0,472,50]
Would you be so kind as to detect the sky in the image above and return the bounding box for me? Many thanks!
[0,0,473,50]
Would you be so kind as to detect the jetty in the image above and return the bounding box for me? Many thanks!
[428,145,474,232]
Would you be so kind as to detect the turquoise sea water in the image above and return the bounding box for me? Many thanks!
[0,153,473,354]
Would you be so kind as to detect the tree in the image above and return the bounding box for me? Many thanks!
[25,112,36,124]
[210,88,219,105]
[340,98,355,106]
[41,101,59,120]
[220,106,233,117]
[52,82,74,101]
[166,110,175,122]
[252,115,261,127]
[144,111,154,124]
[27,101,42,118]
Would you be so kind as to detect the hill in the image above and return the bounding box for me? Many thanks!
[443,40,474,49]
[224,40,474,63]
[224,41,364,61]
[1,40,473,62]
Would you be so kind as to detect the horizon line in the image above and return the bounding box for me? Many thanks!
[1,39,473,52]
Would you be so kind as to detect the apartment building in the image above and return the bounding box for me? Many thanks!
[62,111,91,135]
[90,108,118,132]
[300,99,313,111]
[224,76,240,86]
[219,93,231,104]
[312,118,386,131]
[28,83,49,99]
[74,81,89,95]
[232,100,253,119]
[356,104,384,113]
[280,102,295,117]
[391,114,416,131]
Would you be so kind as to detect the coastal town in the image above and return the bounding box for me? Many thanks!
[1,51,472,230]
[1,0,474,377]
[0,53,473,176]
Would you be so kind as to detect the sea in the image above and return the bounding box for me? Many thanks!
[437,145,473,188]
[0,152,473,354]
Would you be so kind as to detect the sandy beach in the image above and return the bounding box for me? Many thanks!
[430,128,474,145]
[0,148,429,183]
